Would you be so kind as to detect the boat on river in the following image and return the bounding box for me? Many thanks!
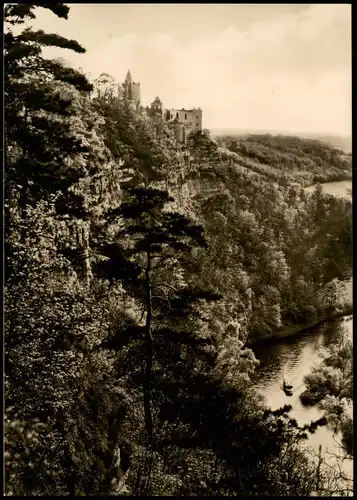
[283,380,293,396]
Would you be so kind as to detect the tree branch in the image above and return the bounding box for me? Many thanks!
[152,283,178,293]
[152,295,170,304]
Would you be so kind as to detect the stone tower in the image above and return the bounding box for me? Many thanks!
[150,96,163,115]
[122,69,140,105]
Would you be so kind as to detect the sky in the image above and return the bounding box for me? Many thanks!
[27,3,351,136]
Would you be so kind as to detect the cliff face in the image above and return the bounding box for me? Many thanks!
[165,132,351,343]
[90,98,351,344]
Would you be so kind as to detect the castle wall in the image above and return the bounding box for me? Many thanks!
[168,109,202,128]
[166,107,202,142]
[174,123,185,143]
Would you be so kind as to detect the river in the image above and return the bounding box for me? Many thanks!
[252,179,353,494]
[304,179,352,199]
[252,315,353,494]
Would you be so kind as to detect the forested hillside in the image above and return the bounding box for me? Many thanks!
[215,134,352,185]
[5,4,352,496]
[183,132,352,343]
[212,130,352,155]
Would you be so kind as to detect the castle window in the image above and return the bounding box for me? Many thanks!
[185,113,187,119]
[176,112,179,118]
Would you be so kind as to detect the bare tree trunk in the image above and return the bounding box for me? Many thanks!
[78,222,92,286]
[81,247,92,286]
[316,444,322,495]
[19,97,30,240]
[144,248,154,449]
[19,179,29,241]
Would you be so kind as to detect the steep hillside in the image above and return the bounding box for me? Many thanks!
[211,129,352,154]
[86,100,352,345]
[214,133,352,186]
[12,79,346,347]
[83,98,351,345]
[179,131,352,342]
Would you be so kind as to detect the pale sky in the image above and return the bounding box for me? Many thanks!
[28,3,351,136]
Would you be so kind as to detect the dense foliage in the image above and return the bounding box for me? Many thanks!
[216,134,351,186]
[184,133,352,343]
[5,4,352,496]
[301,326,353,456]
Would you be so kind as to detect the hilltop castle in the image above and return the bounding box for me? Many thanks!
[149,96,202,143]
[92,70,202,143]
[149,95,202,144]
[124,70,203,143]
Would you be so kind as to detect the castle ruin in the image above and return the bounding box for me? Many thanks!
[163,107,203,143]
[122,69,141,106]
[92,70,202,142]
[147,74,203,143]
[91,70,141,106]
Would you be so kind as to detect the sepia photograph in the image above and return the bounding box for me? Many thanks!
[4,3,352,496]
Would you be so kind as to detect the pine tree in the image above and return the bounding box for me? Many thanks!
[5,3,93,213]
[94,186,219,452]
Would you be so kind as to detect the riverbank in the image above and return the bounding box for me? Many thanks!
[248,305,353,347]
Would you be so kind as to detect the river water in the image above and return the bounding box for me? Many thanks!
[252,316,353,493]
[304,179,352,199]
[252,180,353,494]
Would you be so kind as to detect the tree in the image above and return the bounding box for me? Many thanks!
[5,3,114,285]
[301,333,353,459]
[92,184,330,496]
[5,3,93,215]
[95,186,217,450]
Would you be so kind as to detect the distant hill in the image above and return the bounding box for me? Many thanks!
[210,129,352,154]
[208,132,352,186]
